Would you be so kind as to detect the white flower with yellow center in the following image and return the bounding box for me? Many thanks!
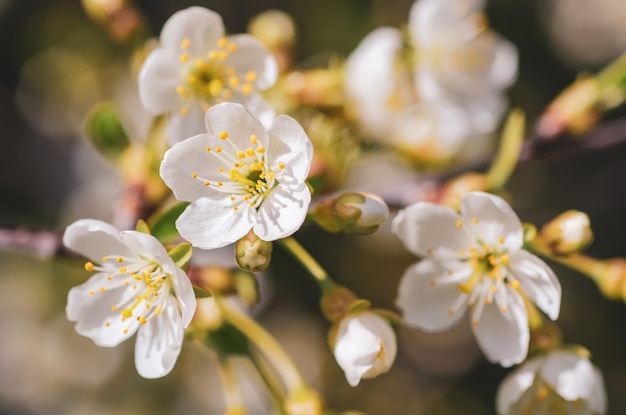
[497,350,607,415]
[64,219,196,378]
[409,0,518,133]
[139,6,278,145]
[333,312,397,387]
[160,102,313,249]
[393,192,561,367]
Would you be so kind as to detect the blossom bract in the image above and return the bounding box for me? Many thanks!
[496,350,607,414]
[333,312,397,387]
[139,6,278,145]
[393,191,561,366]
[160,102,313,249]
[64,219,196,378]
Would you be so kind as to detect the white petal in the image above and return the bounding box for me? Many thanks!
[160,133,216,202]
[63,219,133,264]
[334,312,396,387]
[204,102,269,150]
[134,297,184,379]
[540,351,606,405]
[488,36,519,88]
[267,115,313,182]
[508,250,561,321]
[119,230,170,264]
[172,267,197,327]
[396,260,470,332]
[138,48,182,114]
[409,0,484,46]
[471,287,528,367]
[160,7,224,57]
[233,92,276,130]
[167,103,207,145]
[176,198,255,249]
[495,356,545,414]
[224,34,278,90]
[254,182,311,241]
[460,192,523,251]
[66,274,140,347]
[392,202,473,259]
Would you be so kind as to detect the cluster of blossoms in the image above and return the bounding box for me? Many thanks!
[61,0,609,413]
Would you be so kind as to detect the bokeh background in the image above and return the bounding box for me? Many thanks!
[2,0,626,414]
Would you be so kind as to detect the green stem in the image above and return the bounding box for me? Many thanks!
[249,350,289,415]
[486,108,525,191]
[216,296,307,395]
[278,237,337,294]
[217,356,247,414]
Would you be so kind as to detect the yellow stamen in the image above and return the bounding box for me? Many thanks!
[181,38,190,49]
[85,262,94,271]
[456,220,463,228]
[219,131,229,140]
[180,106,188,115]
[180,53,189,63]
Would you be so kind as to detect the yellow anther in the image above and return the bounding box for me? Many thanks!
[120,267,127,273]
[246,71,257,82]
[430,280,436,286]
[456,221,463,228]
[215,147,223,152]
[501,306,508,312]
[472,218,478,224]
[246,148,255,156]
[241,83,252,95]
[111,305,118,311]
[458,282,472,294]
[218,181,223,186]
[427,248,433,255]
[536,386,549,402]
[107,275,112,280]
[99,287,105,292]
[236,151,245,159]
[498,236,505,244]
[208,79,224,96]
[123,329,129,334]
[180,106,188,115]
[124,281,129,286]
[485,297,492,304]
[227,43,237,52]
[155,306,162,316]
[138,316,148,325]
[256,146,265,153]
[510,279,520,289]
[176,85,186,95]
[229,77,240,87]
[180,53,189,62]
[181,38,190,48]
[447,309,454,315]
[102,256,109,262]
[206,146,212,152]
[117,256,123,263]
[230,196,235,201]
[219,131,229,140]
[489,285,496,293]
[488,255,497,266]
[121,309,133,318]
[89,291,95,296]
[267,172,275,181]
[500,254,509,265]
[85,262,94,271]
[250,134,257,144]
[105,322,110,327]
[204,181,210,186]
[191,173,197,178]
[132,285,137,290]
[218,38,228,48]
[278,163,285,170]
[218,167,225,173]
[233,206,238,211]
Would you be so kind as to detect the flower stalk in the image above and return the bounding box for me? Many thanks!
[277,237,337,294]
[218,356,247,415]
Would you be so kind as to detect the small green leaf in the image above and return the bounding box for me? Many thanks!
[135,219,151,234]
[347,299,371,314]
[193,285,211,298]
[204,323,249,356]
[148,202,189,244]
[486,108,525,191]
[168,242,192,268]
[84,102,130,163]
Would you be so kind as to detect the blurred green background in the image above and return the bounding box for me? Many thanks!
[2,0,626,414]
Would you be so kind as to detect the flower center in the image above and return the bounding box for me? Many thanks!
[176,37,258,115]
[190,131,286,211]
[84,255,171,334]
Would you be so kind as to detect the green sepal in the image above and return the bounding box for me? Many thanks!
[193,284,211,298]
[84,102,130,163]
[148,202,189,244]
[347,299,371,314]
[135,219,151,234]
[371,308,404,325]
[204,323,249,357]
[168,242,192,268]
[486,108,525,191]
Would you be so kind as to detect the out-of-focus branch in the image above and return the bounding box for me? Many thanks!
[0,228,65,258]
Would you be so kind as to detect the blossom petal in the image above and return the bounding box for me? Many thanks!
[204,102,269,150]
[138,48,182,114]
[254,182,311,241]
[66,273,141,347]
[508,250,561,320]
[63,219,133,265]
[134,297,184,379]
[540,351,606,405]
[392,202,473,259]
[496,356,545,414]
[167,103,207,145]
[160,7,224,57]
[224,34,278,90]
[172,267,197,327]
[120,230,170,264]
[176,198,255,249]
[232,91,276,130]
[460,192,523,251]
[396,260,470,332]
[268,115,313,182]
[471,287,528,367]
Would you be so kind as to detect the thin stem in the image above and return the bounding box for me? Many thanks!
[218,356,247,414]
[216,296,307,395]
[527,236,602,280]
[249,350,289,415]
[277,237,337,294]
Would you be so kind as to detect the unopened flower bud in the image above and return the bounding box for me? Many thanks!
[332,311,397,387]
[541,210,593,255]
[311,193,389,235]
[595,258,626,301]
[192,297,223,331]
[235,231,273,273]
[284,388,324,415]
[248,10,296,73]
[319,286,358,323]
[436,173,489,209]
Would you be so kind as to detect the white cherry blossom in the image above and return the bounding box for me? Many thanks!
[64,219,196,378]
[138,6,278,145]
[393,192,561,367]
[333,312,397,387]
[160,102,313,249]
[497,350,607,414]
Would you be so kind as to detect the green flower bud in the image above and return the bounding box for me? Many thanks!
[235,231,273,273]
[311,193,389,235]
[541,210,593,255]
